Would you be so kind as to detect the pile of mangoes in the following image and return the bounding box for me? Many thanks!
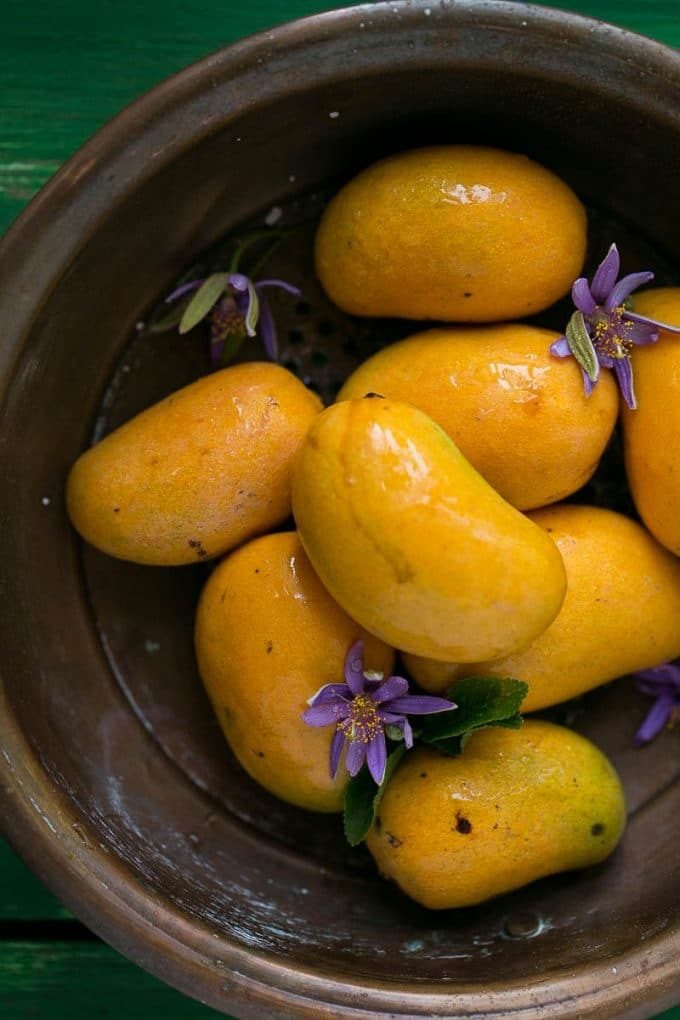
[67,146,680,910]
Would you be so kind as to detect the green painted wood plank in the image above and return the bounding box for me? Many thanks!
[0,840,71,921]
[0,942,224,1018]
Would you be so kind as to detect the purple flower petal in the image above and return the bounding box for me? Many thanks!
[636,664,680,688]
[302,702,347,727]
[386,695,456,715]
[366,731,388,785]
[165,279,205,303]
[590,243,620,304]
[329,729,345,779]
[605,271,655,312]
[401,718,414,749]
[614,357,636,410]
[256,278,302,297]
[307,683,351,706]
[582,368,597,396]
[634,693,676,746]
[344,641,366,695]
[625,320,659,345]
[256,295,277,359]
[626,310,680,335]
[227,272,250,293]
[571,278,597,316]
[372,675,410,704]
[550,335,571,357]
[345,739,367,777]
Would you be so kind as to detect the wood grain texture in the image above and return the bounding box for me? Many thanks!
[0,1,679,1018]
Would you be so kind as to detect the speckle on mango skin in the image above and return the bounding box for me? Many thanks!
[315,145,586,322]
[366,722,626,910]
[66,362,322,566]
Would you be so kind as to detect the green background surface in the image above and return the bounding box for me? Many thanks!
[0,0,678,1017]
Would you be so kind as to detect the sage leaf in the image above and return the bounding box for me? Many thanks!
[565,310,599,383]
[179,273,228,334]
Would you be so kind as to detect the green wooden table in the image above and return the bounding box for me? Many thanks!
[1,0,679,1016]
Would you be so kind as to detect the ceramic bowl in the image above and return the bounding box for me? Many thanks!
[0,2,678,1017]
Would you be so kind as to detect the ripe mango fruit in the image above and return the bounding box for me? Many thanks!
[337,324,618,510]
[315,145,586,322]
[291,397,566,663]
[404,504,680,711]
[366,721,626,909]
[622,287,680,554]
[66,362,322,565]
[194,531,394,812]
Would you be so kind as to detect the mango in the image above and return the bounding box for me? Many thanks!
[338,325,618,510]
[622,287,680,554]
[404,504,680,711]
[66,362,322,565]
[366,721,626,909]
[291,397,566,663]
[194,531,394,812]
[315,145,586,322]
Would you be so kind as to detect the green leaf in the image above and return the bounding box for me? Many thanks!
[565,310,599,383]
[343,744,407,847]
[179,273,228,334]
[147,299,190,334]
[419,676,528,743]
[217,323,248,367]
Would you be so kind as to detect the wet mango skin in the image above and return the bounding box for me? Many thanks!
[404,504,680,711]
[622,287,680,554]
[194,531,394,812]
[292,398,566,663]
[66,362,322,566]
[338,324,618,510]
[366,722,626,910]
[315,145,586,322]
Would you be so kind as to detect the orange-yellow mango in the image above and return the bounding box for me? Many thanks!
[622,287,680,554]
[366,722,626,909]
[404,504,680,711]
[66,362,322,565]
[338,324,618,510]
[194,531,394,812]
[292,398,566,663]
[315,146,586,322]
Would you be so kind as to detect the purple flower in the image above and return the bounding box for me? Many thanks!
[634,663,680,746]
[302,640,456,785]
[550,243,680,410]
[166,272,300,366]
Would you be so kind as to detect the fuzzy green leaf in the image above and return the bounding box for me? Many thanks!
[179,273,228,334]
[565,310,599,383]
[343,744,407,847]
[419,676,528,744]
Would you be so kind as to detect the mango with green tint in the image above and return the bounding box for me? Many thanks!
[194,531,394,812]
[291,397,566,663]
[404,504,680,711]
[366,722,626,909]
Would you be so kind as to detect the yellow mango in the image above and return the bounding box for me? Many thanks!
[315,145,586,322]
[404,504,680,711]
[194,531,394,812]
[622,287,680,554]
[66,362,322,565]
[291,398,566,663]
[366,722,626,909]
[338,324,618,510]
